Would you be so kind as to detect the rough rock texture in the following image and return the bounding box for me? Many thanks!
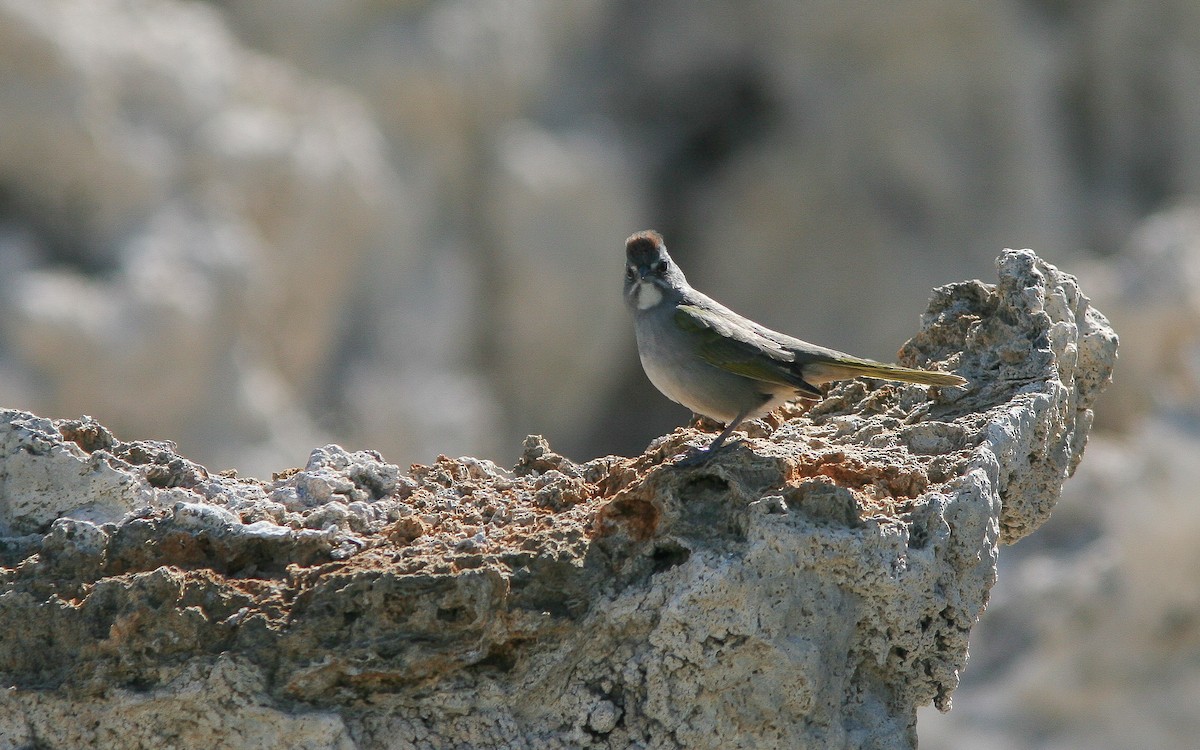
[0,251,1114,749]
[919,206,1199,750]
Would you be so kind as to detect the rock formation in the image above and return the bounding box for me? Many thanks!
[919,205,1198,749]
[0,250,1114,749]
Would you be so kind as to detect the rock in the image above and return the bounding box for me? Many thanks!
[920,206,1200,750]
[0,250,1115,748]
[920,423,1200,750]
[1071,202,1200,429]
[0,0,406,476]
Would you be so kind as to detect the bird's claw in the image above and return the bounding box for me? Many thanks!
[673,447,713,467]
[672,438,741,467]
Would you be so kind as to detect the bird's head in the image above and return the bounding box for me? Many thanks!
[624,230,686,311]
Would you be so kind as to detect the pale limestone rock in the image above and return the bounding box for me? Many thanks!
[0,251,1114,748]
[0,0,405,475]
[922,207,1200,750]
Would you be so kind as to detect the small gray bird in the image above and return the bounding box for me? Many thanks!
[624,230,966,461]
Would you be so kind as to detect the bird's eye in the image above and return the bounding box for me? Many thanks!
[651,260,667,274]
[625,266,636,281]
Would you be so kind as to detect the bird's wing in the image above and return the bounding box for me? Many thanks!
[674,303,823,396]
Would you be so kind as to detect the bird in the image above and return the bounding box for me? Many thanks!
[623,229,966,463]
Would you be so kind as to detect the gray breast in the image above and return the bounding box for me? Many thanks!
[633,306,788,424]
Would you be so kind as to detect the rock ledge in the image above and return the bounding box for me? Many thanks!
[0,250,1115,749]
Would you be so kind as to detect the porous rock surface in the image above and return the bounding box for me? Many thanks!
[920,205,1200,749]
[0,250,1115,749]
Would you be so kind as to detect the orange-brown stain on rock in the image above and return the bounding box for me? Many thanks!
[785,450,931,515]
[594,491,660,541]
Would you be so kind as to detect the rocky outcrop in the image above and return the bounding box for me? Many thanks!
[0,250,1114,749]
[920,206,1198,749]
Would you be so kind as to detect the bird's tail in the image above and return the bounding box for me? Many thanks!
[804,358,967,387]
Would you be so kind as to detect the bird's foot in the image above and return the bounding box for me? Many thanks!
[673,446,716,467]
[672,438,741,467]
[673,446,712,467]
[672,414,747,467]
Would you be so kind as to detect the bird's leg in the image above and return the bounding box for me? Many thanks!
[675,409,751,466]
[704,420,742,453]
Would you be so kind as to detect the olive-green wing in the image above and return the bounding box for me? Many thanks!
[674,303,823,396]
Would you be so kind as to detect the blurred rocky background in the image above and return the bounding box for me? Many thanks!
[0,0,1197,747]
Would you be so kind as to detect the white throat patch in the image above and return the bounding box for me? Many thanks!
[635,280,663,310]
